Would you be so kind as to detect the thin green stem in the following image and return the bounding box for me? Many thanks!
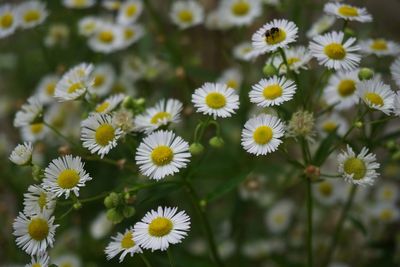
[167,249,175,267]
[139,254,153,267]
[306,177,313,267]
[43,121,80,148]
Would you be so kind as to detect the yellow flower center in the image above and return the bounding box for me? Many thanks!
[337,79,356,97]
[121,231,135,249]
[364,92,384,107]
[45,82,56,96]
[28,218,49,241]
[38,192,47,210]
[343,157,366,180]
[322,121,338,133]
[83,21,96,32]
[324,43,346,60]
[370,39,388,51]
[263,84,283,100]
[231,1,250,16]
[125,4,137,17]
[383,189,393,200]
[150,111,171,124]
[151,146,174,166]
[32,263,41,267]
[148,217,173,237]
[23,10,40,23]
[31,123,44,134]
[226,79,238,89]
[93,75,105,87]
[253,126,273,145]
[73,0,87,7]
[318,181,333,196]
[287,57,300,66]
[95,124,115,146]
[273,214,285,224]
[338,5,359,17]
[59,263,73,267]
[124,28,135,39]
[0,12,13,28]
[379,209,393,221]
[205,92,226,109]
[98,31,114,43]
[95,102,110,113]
[57,169,80,189]
[178,10,193,23]
[265,28,286,45]
[67,82,83,94]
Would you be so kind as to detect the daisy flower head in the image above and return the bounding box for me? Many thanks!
[323,70,359,110]
[136,130,191,180]
[271,46,312,74]
[371,203,400,223]
[63,0,95,9]
[105,227,142,262]
[241,114,285,156]
[81,113,123,158]
[53,254,81,267]
[94,93,125,114]
[133,206,191,251]
[26,253,50,267]
[88,22,124,53]
[360,38,400,57]
[23,185,56,216]
[21,123,48,142]
[13,211,58,255]
[265,200,293,234]
[338,145,380,186]
[42,155,92,198]
[249,76,296,107]
[134,99,183,134]
[116,0,143,25]
[233,42,261,61]
[88,63,115,96]
[17,1,48,29]
[357,78,395,115]
[103,0,122,11]
[0,4,18,38]
[309,31,361,71]
[217,68,243,91]
[252,19,298,54]
[78,16,101,37]
[324,2,372,23]
[375,182,399,203]
[313,179,343,206]
[306,15,335,38]
[221,0,262,26]
[9,142,33,166]
[390,57,400,87]
[14,97,43,128]
[393,92,400,117]
[170,1,204,30]
[317,113,349,137]
[35,74,59,104]
[120,23,144,49]
[192,82,239,119]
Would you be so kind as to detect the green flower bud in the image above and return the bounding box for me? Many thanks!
[32,165,44,182]
[122,206,136,218]
[209,136,224,148]
[385,140,397,150]
[106,208,124,224]
[358,68,374,81]
[104,192,120,208]
[189,143,204,155]
[73,202,82,210]
[392,151,400,161]
[344,27,355,37]
[263,64,277,77]
[122,96,134,109]
[104,196,113,209]
[354,121,363,128]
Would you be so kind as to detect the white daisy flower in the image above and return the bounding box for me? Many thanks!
[26,253,50,267]
[309,31,361,71]
[88,63,115,96]
[13,211,58,255]
[21,123,48,142]
[324,2,372,23]
[88,23,124,53]
[252,19,298,54]
[232,42,261,61]
[317,113,349,136]
[134,99,183,134]
[390,57,400,87]
[170,1,204,30]
[14,97,43,128]
[249,76,296,107]
[53,254,81,267]
[42,155,92,199]
[221,0,262,26]
[9,142,33,166]
[271,46,312,74]
[393,92,400,117]
[23,185,56,216]
[133,206,191,251]
[105,228,142,262]
[241,114,285,155]
[306,15,335,38]
[62,0,96,9]
[102,0,122,11]
[120,23,144,49]
[78,16,101,37]
[313,179,343,206]
[35,74,59,104]
[90,212,113,239]
[217,68,243,91]
[370,203,400,223]
[94,93,125,114]
[265,200,293,234]
[375,182,399,203]
[338,145,380,186]
[192,82,239,119]
[116,0,143,25]
[55,63,94,102]
[16,1,48,29]
[357,78,395,115]
[135,130,191,180]
[323,70,359,110]
[0,4,18,38]
[81,113,123,158]
[359,38,400,57]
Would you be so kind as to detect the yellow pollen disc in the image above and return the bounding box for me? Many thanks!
[383,189,393,200]
[371,39,388,51]
[121,231,135,248]
[60,263,73,267]
[38,192,47,210]
[318,181,333,196]
[322,121,338,133]
[93,75,105,87]
[57,169,80,189]
[95,124,115,146]
[380,210,393,221]
[273,214,285,224]
[30,123,44,134]
[0,12,13,28]
[151,146,173,166]
[98,31,114,43]
[343,157,366,180]
[73,0,87,7]
[23,10,40,23]
[148,217,173,237]
[32,264,41,267]
[287,57,300,66]
[337,79,356,97]
[365,92,384,107]
[150,112,171,124]
[28,218,49,241]
[83,22,95,32]
[124,28,135,39]
[263,84,283,100]
[231,1,250,16]
[324,43,346,60]
[253,126,273,145]
[178,10,193,23]
[265,28,286,45]
[95,102,110,113]
[226,79,238,89]
[205,92,226,109]
[67,82,83,94]
[45,82,56,96]
[125,4,137,17]
[338,5,359,17]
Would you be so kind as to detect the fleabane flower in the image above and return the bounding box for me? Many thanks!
[192,82,239,119]
[338,145,380,186]
[134,99,183,134]
[42,155,92,198]
[26,253,50,267]
[116,0,143,25]
[9,142,33,165]
[265,200,294,234]
[88,63,115,97]
[62,0,95,9]
[359,38,400,57]
[221,0,262,26]
[252,19,298,54]
[357,78,395,115]
[120,24,144,49]
[35,74,59,104]
[271,46,312,74]
[0,4,18,38]
[370,203,400,223]
[306,15,335,38]
[21,122,48,142]
[170,0,204,30]
[217,68,243,91]
[241,114,285,156]
[317,113,349,137]
[323,70,359,110]
[88,22,124,53]
[375,182,399,203]
[313,179,343,206]
[250,76,296,107]
[14,97,43,128]
[23,185,56,216]
[105,227,142,262]
[13,211,58,255]
[390,57,400,87]
[133,206,190,251]
[17,1,48,29]
[309,31,361,71]
[233,42,261,61]
[324,2,372,23]
[93,93,125,114]
[78,16,101,37]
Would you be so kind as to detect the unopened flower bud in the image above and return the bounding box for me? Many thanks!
[106,208,124,224]
[189,143,204,155]
[304,165,320,181]
[104,192,120,209]
[73,202,82,210]
[354,121,363,128]
[263,64,277,77]
[32,165,44,182]
[122,206,136,218]
[209,136,224,148]
[358,68,374,81]
[344,27,355,37]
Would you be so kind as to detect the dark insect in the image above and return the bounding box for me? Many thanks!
[265,27,280,40]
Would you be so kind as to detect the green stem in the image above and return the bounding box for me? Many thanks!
[167,249,175,267]
[306,177,313,267]
[43,121,80,148]
[139,254,153,267]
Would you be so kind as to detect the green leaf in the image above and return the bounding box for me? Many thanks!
[205,171,250,202]
[349,214,368,237]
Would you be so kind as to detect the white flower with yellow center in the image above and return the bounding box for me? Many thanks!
[134,99,183,134]
[359,38,400,57]
[271,46,312,74]
[88,63,115,97]
[306,15,335,38]
[14,97,43,128]
[241,114,285,155]
[9,142,33,166]
[120,24,144,49]
[265,200,293,234]
[136,130,191,180]
[170,1,204,30]
[53,254,81,267]
[317,113,349,137]
[232,42,261,61]
[88,23,124,53]
[105,228,142,262]
[35,74,59,104]
[117,0,143,25]
[323,70,359,110]
[26,253,50,267]
[23,185,56,216]
[78,16,101,37]
[309,31,360,71]
[133,206,190,251]
[324,2,372,23]
[21,122,48,142]
[390,57,400,88]
[13,211,58,255]
[62,0,95,9]
[42,155,92,198]
[252,19,298,54]
[81,113,123,158]
[192,82,239,119]
[371,203,400,223]
[356,78,395,115]
[222,0,262,26]
[313,179,343,206]
[250,76,296,107]
[55,63,94,102]
[94,93,125,114]
[217,68,243,91]
[375,182,399,203]
[16,1,48,29]
[0,4,18,38]
[103,0,122,11]
[338,145,380,186]
[90,212,113,239]
[393,92,400,118]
